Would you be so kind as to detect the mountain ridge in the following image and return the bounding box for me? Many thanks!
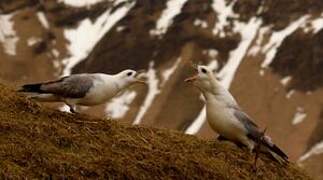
[1,0,323,178]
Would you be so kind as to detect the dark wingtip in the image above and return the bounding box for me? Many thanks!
[18,84,43,93]
[271,144,289,162]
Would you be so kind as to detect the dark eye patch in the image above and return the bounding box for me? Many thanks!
[201,68,207,74]
[127,72,133,76]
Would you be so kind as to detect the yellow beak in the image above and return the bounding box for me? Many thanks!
[135,79,147,84]
[184,75,198,83]
[134,70,147,84]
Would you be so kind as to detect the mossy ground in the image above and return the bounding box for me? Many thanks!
[0,84,311,179]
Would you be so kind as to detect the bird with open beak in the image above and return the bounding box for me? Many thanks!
[19,69,146,113]
[185,65,288,164]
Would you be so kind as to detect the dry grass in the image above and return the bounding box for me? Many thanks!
[0,84,311,179]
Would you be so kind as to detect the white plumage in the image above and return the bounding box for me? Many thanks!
[19,69,145,113]
[185,65,288,163]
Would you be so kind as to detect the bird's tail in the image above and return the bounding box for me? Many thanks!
[261,135,289,163]
[18,83,43,93]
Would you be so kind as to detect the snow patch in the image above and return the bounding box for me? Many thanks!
[292,107,306,125]
[0,14,19,56]
[286,90,295,99]
[261,16,309,68]
[299,141,323,162]
[186,18,262,134]
[186,106,206,134]
[133,62,160,125]
[58,0,105,7]
[219,18,262,88]
[207,49,218,59]
[105,91,137,119]
[280,76,292,86]
[27,37,41,46]
[248,27,270,56]
[310,17,323,34]
[52,49,60,58]
[36,12,49,29]
[194,19,208,28]
[161,57,181,85]
[211,0,237,37]
[303,14,323,34]
[150,0,188,36]
[62,1,135,76]
[116,26,126,32]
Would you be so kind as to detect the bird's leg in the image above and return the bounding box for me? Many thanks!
[253,128,267,171]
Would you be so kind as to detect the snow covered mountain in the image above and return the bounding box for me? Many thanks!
[1,0,323,178]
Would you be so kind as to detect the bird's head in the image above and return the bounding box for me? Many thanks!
[118,69,146,85]
[184,65,217,92]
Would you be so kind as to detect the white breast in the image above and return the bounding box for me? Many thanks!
[206,96,246,141]
[78,76,119,106]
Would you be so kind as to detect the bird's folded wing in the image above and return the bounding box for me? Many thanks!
[233,108,288,160]
[41,75,94,98]
[232,108,261,138]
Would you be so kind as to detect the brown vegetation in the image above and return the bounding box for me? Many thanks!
[0,83,311,179]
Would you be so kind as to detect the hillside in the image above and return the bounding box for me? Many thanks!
[0,83,311,179]
[1,0,323,178]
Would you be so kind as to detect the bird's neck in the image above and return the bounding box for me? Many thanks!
[208,73,222,91]
[202,77,223,98]
[99,74,127,91]
[201,79,237,107]
[113,76,130,91]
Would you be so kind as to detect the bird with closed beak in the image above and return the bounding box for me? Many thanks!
[185,65,288,163]
[18,69,146,113]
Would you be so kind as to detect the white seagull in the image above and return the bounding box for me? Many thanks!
[19,69,145,113]
[185,65,288,163]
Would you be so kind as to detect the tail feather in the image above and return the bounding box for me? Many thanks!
[18,83,43,93]
[262,136,289,163]
[268,143,288,161]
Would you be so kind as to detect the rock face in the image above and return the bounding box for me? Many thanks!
[0,0,323,178]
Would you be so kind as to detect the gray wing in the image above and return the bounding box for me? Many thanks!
[233,107,289,161]
[232,107,261,139]
[40,74,94,98]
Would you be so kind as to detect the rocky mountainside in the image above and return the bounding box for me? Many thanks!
[1,0,323,178]
[0,83,311,179]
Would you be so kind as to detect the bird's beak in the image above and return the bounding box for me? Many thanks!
[135,70,147,84]
[135,79,147,84]
[184,75,198,83]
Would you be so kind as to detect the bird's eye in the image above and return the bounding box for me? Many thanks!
[201,68,207,74]
[127,72,133,76]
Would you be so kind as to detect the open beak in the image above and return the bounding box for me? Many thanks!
[184,75,198,83]
[135,79,147,84]
[135,70,147,84]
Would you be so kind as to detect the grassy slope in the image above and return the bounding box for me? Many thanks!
[0,84,311,179]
